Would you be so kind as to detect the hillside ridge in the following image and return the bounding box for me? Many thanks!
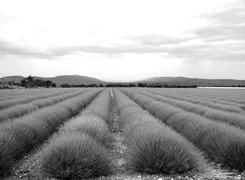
[141,77,245,86]
[0,75,105,86]
[1,75,245,87]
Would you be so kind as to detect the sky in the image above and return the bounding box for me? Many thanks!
[0,0,244,81]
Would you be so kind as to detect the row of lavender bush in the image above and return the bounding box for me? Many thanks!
[0,89,89,122]
[39,90,113,179]
[114,89,205,174]
[0,89,100,176]
[0,88,74,109]
[123,89,245,171]
[140,91,245,130]
[145,89,243,113]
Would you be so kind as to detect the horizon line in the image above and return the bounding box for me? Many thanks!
[0,74,245,82]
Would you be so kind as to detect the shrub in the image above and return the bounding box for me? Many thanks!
[0,121,37,149]
[168,112,245,171]
[123,121,162,143]
[40,133,112,179]
[15,117,53,142]
[154,104,182,123]
[59,115,114,149]
[167,112,213,143]
[118,105,142,115]
[118,111,150,128]
[119,113,154,130]
[116,102,134,112]
[0,133,22,175]
[125,124,205,174]
[0,121,41,175]
[82,107,108,121]
[199,123,245,171]
[204,110,245,130]
[146,102,168,116]
[81,90,112,123]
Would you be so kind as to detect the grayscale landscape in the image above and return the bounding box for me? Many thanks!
[0,0,245,179]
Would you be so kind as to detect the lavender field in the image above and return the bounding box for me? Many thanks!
[0,88,245,179]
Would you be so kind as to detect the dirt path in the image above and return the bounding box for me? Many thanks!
[108,90,127,174]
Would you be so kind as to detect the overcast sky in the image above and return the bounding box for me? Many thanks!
[0,0,244,81]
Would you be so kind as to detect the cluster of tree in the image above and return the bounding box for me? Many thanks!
[60,84,104,88]
[60,83,139,88]
[21,76,56,88]
[60,82,197,88]
[234,85,245,87]
[144,83,197,88]
[105,83,137,87]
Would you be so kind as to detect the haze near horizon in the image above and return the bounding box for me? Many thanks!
[0,0,244,81]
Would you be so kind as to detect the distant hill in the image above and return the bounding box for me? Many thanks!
[0,76,24,84]
[36,75,105,86]
[1,75,245,87]
[140,77,245,87]
[0,75,105,86]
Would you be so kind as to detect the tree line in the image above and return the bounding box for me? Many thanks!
[21,76,56,88]
[60,83,198,88]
